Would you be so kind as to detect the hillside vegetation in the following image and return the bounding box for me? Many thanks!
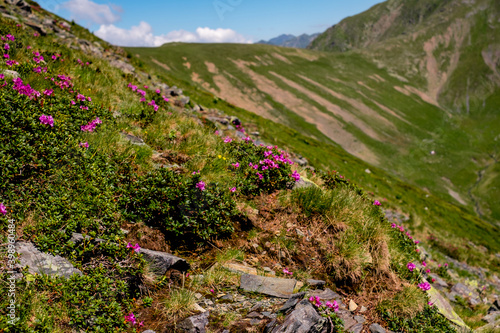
[0,0,498,332]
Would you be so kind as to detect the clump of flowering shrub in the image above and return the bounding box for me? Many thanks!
[224,138,295,196]
[121,169,237,241]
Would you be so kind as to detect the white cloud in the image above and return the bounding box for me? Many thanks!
[95,22,252,47]
[60,0,121,25]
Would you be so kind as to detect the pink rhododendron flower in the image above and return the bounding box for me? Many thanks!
[124,313,136,325]
[422,261,427,267]
[431,278,436,282]
[43,89,53,96]
[407,262,416,272]
[414,240,420,244]
[223,136,232,143]
[428,302,433,306]
[232,162,239,168]
[39,114,54,127]
[418,282,431,291]
[291,170,300,181]
[6,34,14,41]
[156,89,161,94]
[391,223,397,228]
[230,187,236,193]
[4,54,9,59]
[373,200,381,206]
[79,142,89,148]
[0,203,6,215]
[282,268,293,276]
[127,242,141,253]
[325,300,339,312]
[257,173,263,180]
[196,181,206,191]
[4,43,9,50]
[426,269,430,274]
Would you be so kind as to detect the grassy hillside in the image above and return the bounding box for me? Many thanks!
[127,42,500,254]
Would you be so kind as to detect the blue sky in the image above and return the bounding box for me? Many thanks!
[36,0,384,46]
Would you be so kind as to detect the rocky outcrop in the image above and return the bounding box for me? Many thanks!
[178,311,210,333]
[240,274,297,298]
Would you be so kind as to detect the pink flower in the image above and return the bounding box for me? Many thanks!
[6,34,14,41]
[70,100,76,105]
[431,278,436,282]
[325,300,339,312]
[257,173,263,180]
[127,242,141,253]
[438,264,441,268]
[232,162,239,168]
[79,142,89,148]
[373,200,381,206]
[230,187,236,193]
[426,269,430,273]
[156,89,161,94]
[143,85,148,89]
[4,43,9,50]
[210,289,215,293]
[291,170,300,181]
[124,313,136,325]
[407,262,416,272]
[428,302,434,306]
[418,282,431,291]
[39,114,54,127]
[414,240,420,244]
[422,261,427,267]
[416,249,420,252]
[391,223,397,228]
[196,181,206,191]
[0,203,7,215]
[282,268,293,276]
[223,136,232,143]
[444,263,448,267]
[3,54,9,58]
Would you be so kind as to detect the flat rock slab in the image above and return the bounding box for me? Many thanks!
[240,274,296,298]
[224,262,275,277]
[141,248,190,275]
[271,302,327,333]
[427,286,469,330]
[16,242,82,278]
[178,311,209,333]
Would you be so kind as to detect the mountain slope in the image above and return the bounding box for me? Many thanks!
[258,33,320,48]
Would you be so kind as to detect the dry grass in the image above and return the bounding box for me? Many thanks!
[377,285,427,318]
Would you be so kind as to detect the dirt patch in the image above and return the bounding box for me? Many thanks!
[204,61,218,74]
[123,222,170,252]
[299,74,397,132]
[423,19,470,104]
[271,52,292,64]
[151,58,171,71]
[372,101,412,125]
[183,62,191,69]
[357,81,375,92]
[369,74,386,83]
[230,59,379,164]
[272,72,385,142]
[191,72,212,91]
[394,85,440,107]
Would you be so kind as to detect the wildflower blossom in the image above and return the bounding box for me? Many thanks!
[39,114,54,127]
[414,240,420,244]
[79,142,89,148]
[232,162,239,168]
[282,268,293,276]
[291,170,300,181]
[223,136,232,143]
[422,261,427,267]
[426,269,430,273]
[257,173,263,180]
[124,313,136,325]
[428,302,434,306]
[407,262,416,272]
[196,181,206,191]
[0,203,6,215]
[325,300,339,312]
[6,34,14,41]
[391,223,397,228]
[230,187,236,193]
[127,242,141,253]
[156,89,161,94]
[373,200,381,206]
[3,54,8,58]
[431,278,436,282]
[4,43,9,50]
[418,282,431,291]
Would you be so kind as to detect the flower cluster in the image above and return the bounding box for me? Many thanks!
[0,203,6,215]
[407,262,416,272]
[373,200,381,206]
[391,222,420,244]
[418,282,431,291]
[291,170,300,181]
[79,142,89,148]
[308,296,339,312]
[282,268,293,276]
[80,117,102,132]
[39,114,54,127]
[13,78,40,99]
[127,242,141,253]
[124,313,143,327]
[196,181,206,191]
[33,66,47,73]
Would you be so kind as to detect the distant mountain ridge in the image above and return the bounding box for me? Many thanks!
[257,33,320,48]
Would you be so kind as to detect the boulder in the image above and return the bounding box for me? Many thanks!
[178,311,209,333]
[292,177,318,190]
[271,302,327,333]
[350,323,364,333]
[240,274,297,298]
[427,285,469,330]
[140,248,190,275]
[279,292,306,314]
[109,59,135,74]
[306,279,326,289]
[16,242,82,278]
[369,323,386,333]
[429,273,448,289]
[121,132,146,146]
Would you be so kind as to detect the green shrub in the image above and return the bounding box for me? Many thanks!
[381,305,457,333]
[121,168,236,240]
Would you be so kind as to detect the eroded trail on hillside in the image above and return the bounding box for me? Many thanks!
[467,155,497,218]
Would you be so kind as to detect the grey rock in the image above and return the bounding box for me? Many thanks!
[429,273,448,289]
[178,311,209,333]
[247,311,263,319]
[109,59,135,74]
[279,292,306,313]
[306,279,325,288]
[292,178,317,190]
[483,312,500,324]
[349,323,364,333]
[251,131,260,136]
[206,116,228,125]
[250,302,263,312]
[359,306,368,313]
[141,248,190,275]
[308,288,344,307]
[240,274,296,298]
[1,13,19,21]
[69,232,105,245]
[142,331,156,333]
[337,310,357,330]
[271,302,327,333]
[264,319,278,333]
[230,116,241,126]
[250,318,263,325]
[16,242,82,278]
[2,69,19,78]
[369,323,386,333]
[354,315,366,323]
[121,132,146,146]
[24,21,47,36]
